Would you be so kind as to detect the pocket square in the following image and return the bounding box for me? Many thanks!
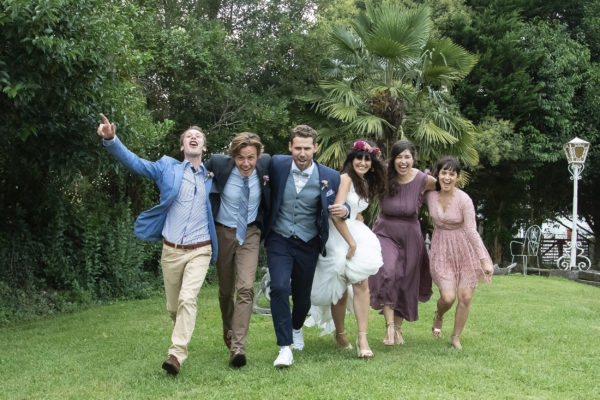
[326,189,334,197]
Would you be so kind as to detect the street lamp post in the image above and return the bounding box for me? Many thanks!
[557,137,591,271]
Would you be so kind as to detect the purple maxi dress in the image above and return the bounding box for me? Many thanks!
[368,170,432,321]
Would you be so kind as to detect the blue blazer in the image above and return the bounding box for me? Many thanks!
[264,155,342,256]
[104,136,218,264]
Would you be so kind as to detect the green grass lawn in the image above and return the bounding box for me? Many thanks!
[1,275,599,400]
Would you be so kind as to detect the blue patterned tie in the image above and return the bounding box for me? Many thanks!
[236,177,250,245]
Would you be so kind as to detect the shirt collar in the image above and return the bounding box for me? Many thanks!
[291,160,315,177]
[233,167,257,180]
[183,160,205,174]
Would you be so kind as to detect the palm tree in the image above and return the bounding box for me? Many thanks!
[310,1,478,169]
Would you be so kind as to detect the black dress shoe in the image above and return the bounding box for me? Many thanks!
[229,352,247,368]
[162,354,180,375]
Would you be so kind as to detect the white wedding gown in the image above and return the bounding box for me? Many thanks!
[305,184,383,335]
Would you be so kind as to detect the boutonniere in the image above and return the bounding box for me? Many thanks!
[205,171,214,181]
[321,180,329,190]
[262,175,270,186]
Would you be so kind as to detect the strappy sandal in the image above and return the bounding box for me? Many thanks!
[356,332,374,358]
[383,322,395,346]
[394,324,405,345]
[335,331,352,350]
[432,311,443,338]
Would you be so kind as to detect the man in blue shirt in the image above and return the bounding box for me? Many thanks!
[205,132,271,368]
[97,113,218,376]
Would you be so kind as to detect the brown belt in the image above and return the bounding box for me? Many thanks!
[215,221,258,229]
[163,239,211,250]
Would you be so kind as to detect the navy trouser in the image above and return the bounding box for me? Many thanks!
[266,232,320,346]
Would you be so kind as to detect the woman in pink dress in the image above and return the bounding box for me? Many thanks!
[369,140,436,345]
[425,156,494,349]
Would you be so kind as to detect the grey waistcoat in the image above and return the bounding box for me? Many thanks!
[272,169,320,242]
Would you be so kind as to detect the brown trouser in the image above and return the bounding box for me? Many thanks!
[161,243,212,364]
[216,223,261,354]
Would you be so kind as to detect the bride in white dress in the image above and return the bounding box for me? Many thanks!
[305,140,385,358]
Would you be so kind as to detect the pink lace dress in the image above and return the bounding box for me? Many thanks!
[425,189,492,289]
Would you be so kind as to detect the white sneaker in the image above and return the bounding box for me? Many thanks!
[292,328,304,350]
[273,346,293,368]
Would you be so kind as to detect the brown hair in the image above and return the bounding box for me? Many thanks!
[290,125,317,144]
[227,132,263,158]
[180,126,205,147]
[341,140,385,200]
[433,156,461,191]
[385,140,416,197]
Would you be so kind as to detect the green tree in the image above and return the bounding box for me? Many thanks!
[0,0,166,320]
[447,0,600,264]
[307,2,478,169]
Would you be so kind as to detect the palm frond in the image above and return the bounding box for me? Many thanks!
[330,26,362,57]
[317,128,354,169]
[346,114,388,137]
[319,79,363,107]
[321,102,359,122]
[412,119,459,146]
[366,5,432,61]
[387,82,417,103]
[422,38,478,88]
[321,58,346,79]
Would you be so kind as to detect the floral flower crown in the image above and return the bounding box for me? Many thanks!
[353,140,380,156]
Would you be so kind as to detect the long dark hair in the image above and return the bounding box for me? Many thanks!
[433,156,461,191]
[385,140,416,197]
[341,140,385,200]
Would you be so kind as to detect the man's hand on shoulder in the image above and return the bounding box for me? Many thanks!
[97,113,116,140]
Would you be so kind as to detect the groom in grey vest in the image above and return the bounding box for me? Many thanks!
[264,125,348,367]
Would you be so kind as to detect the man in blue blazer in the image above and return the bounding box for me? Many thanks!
[204,132,271,368]
[264,125,348,367]
[97,113,217,376]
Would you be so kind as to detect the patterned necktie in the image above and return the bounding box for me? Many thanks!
[236,177,250,245]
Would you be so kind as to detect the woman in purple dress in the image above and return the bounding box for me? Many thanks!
[425,156,493,349]
[369,140,436,345]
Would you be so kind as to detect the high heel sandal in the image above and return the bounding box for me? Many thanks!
[449,334,462,350]
[334,331,352,350]
[383,322,395,346]
[432,311,443,338]
[356,332,374,358]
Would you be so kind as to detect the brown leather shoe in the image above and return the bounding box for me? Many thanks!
[223,330,233,350]
[161,354,180,375]
[229,351,247,368]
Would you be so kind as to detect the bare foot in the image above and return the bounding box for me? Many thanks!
[449,334,462,349]
[335,331,352,350]
[432,311,443,338]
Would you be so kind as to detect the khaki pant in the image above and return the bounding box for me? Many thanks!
[161,243,212,364]
[216,224,261,354]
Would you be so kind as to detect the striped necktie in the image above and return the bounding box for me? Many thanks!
[236,177,250,245]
